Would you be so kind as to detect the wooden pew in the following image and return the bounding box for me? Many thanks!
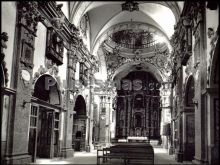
[97,143,154,165]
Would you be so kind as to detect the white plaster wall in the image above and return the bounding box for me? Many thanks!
[33,22,47,75]
[58,48,67,88]
[1,2,17,88]
[75,62,80,81]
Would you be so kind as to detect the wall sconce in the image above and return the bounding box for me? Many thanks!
[22,100,31,108]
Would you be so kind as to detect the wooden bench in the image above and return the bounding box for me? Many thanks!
[97,144,154,165]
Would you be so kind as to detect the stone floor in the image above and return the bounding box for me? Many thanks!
[33,146,193,164]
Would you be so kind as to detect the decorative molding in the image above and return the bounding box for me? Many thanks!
[17,1,45,35]
[101,43,171,80]
[46,28,64,65]
[32,58,61,88]
[79,14,88,38]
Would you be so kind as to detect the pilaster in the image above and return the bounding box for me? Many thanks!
[3,2,44,164]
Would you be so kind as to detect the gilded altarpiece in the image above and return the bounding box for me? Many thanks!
[115,71,161,140]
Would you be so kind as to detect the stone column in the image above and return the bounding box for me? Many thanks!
[127,96,132,136]
[86,75,94,152]
[3,2,44,164]
[169,87,174,155]
[176,66,184,162]
[61,49,77,157]
[206,88,219,164]
[193,3,209,164]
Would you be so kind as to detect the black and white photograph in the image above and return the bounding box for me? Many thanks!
[1,1,219,165]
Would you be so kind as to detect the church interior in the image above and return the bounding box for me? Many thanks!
[1,1,219,165]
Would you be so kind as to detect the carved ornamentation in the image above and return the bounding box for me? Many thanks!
[1,32,9,86]
[207,27,219,85]
[102,43,171,80]
[17,1,45,34]
[79,14,88,38]
[32,58,61,87]
[46,28,64,65]
[207,27,218,57]
[20,34,35,68]
[51,15,65,31]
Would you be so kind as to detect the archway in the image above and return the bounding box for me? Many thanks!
[183,75,195,161]
[72,95,87,151]
[28,74,61,162]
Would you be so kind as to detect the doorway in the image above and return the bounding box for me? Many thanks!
[72,95,87,151]
[28,105,60,161]
[184,76,195,161]
[28,74,61,162]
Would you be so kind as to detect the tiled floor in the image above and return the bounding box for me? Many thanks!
[33,146,193,164]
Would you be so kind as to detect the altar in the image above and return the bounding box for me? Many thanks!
[127,136,149,143]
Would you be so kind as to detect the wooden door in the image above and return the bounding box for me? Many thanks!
[37,108,54,158]
[28,104,39,162]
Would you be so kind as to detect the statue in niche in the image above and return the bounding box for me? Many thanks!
[1,32,9,86]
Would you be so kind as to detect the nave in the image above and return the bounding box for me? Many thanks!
[32,144,193,165]
[1,1,219,165]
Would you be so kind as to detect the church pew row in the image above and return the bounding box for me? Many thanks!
[97,144,154,165]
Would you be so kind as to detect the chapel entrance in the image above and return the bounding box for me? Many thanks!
[28,75,61,162]
[72,95,87,151]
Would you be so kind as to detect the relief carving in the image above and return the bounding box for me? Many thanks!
[79,14,88,38]
[102,43,171,80]
[207,27,218,85]
[17,1,45,34]
[46,28,64,65]
[1,32,9,86]
[20,36,34,68]
[32,58,61,87]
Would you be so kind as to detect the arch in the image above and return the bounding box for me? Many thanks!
[184,75,195,107]
[74,95,87,116]
[113,62,164,83]
[183,75,195,161]
[33,74,61,105]
[72,95,87,152]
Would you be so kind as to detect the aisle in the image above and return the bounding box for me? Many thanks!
[32,146,193,164]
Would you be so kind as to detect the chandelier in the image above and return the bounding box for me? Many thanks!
[121,1,139,12]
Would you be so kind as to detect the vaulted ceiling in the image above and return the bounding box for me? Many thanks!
[69,1,184,82]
